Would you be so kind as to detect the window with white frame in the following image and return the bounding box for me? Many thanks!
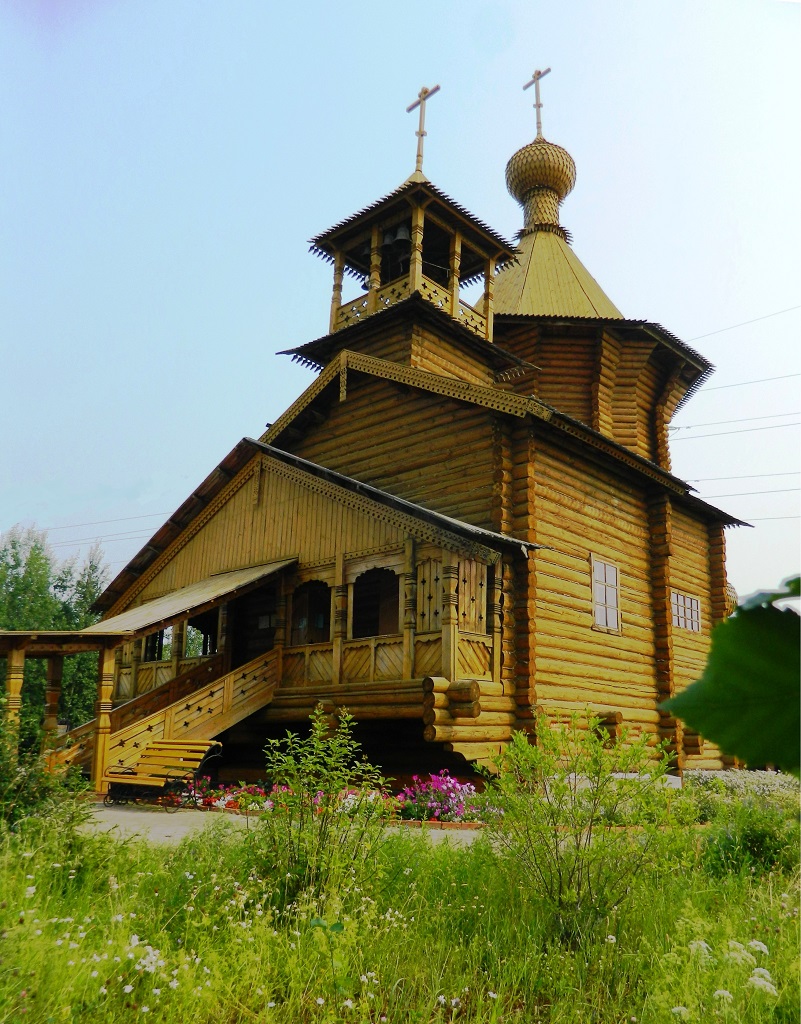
[592,557,621,632]
[671,591,701,631]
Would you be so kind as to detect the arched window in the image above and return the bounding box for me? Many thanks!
[290,580,331,646]
[352,568,399,639]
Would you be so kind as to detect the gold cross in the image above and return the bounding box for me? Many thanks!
[406,84,441,173]
[523,67,551,137]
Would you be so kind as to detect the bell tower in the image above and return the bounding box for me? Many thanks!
[309,86,518,344]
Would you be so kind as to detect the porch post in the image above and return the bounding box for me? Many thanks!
[92,645,116,794]
[402,538,416,678]
[171,621,186,679]
[441,550,459,682]
[332,552,346,687]
[43,654,64,733]
[5,646,25,748]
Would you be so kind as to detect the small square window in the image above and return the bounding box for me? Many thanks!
[671,591,701,631]
[591,556,622,633]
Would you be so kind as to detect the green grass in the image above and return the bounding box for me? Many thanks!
[0,803,798,1023]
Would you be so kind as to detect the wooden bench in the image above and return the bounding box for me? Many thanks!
[102,740,222,811]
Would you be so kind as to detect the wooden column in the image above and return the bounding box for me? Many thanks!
[409,205,424,292]
[43,654,64,734]
[329,251,345,333]
[366,225,382,314]
[218,604,230,672]
[171,621,186,679]
[402,538,416,678]
[130,638,142,696]
[332,553,347,686]
[5,646,25,739]
[483,256,495,343]
[92,645,117,793]
[448,232,462,315]
[490,562,504,685]
[441,550,459,682]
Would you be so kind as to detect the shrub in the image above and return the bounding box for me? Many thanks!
[245,705,389,912]
[702,799,800,876]
[0,698,86,826]
[488,713,685,945]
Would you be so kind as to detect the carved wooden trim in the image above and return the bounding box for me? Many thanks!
[261,348,552,449]
[262,455,502,565]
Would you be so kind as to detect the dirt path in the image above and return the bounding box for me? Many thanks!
[87,803,481,846]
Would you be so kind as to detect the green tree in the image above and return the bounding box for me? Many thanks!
[0,526,108,741]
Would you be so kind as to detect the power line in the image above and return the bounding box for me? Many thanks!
[45,513,168,533]
[671,421,801,441]
[747,515,801,521]
[49,530,154,550]
[686,305,801,342]
[687,472,800,482]
[670,411,799,432]
[701,372,801,392]
[703,488,800,498]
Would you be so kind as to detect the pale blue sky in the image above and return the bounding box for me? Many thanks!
[1,0,799,599]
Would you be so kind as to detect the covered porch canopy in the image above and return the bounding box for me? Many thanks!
[0,558,296,731]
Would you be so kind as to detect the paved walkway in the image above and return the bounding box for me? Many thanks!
[87,804,481,846]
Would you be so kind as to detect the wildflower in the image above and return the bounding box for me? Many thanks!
[267,1002,276,1008]
[342,999,354,1008]
[25,887,36,899]
[725,948,756,966]
[90,971,98,978]
[605,935,617,944]
[751,967,772,981]
[748,940,769,954]
[141,1007,150,1014]
[488,991,498,999]
[153,988,161,995]
[670,1009,688,1019]
[316,996,325,1005]
[688,939,712,957]
[748,976,778,996]
[123,985,134,994]
[713,990,733,1002]
[451,998,461,1008]
[129,935,140,947]
[436,995,446,1005]
[99,987,107,996]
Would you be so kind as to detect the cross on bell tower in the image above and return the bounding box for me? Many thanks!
[406,84,441,174]
[523,67,551,138]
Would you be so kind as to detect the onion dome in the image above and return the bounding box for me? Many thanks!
[505,135,576,237]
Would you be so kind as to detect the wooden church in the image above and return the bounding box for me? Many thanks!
[1,80,742,787]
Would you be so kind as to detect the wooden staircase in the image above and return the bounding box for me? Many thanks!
[48,649,281,777]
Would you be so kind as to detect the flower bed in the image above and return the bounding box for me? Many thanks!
[188,771,496,824]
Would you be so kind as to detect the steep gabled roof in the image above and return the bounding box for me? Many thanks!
[93,438,538,615]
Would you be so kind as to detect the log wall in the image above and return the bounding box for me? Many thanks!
[410,325,495,386]
[283,376,497,529]
[527,431,659,737]
[670,505,724,768]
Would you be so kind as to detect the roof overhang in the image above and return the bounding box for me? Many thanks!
[2,559,297,657]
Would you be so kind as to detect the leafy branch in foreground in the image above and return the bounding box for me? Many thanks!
[663,576,800,775]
